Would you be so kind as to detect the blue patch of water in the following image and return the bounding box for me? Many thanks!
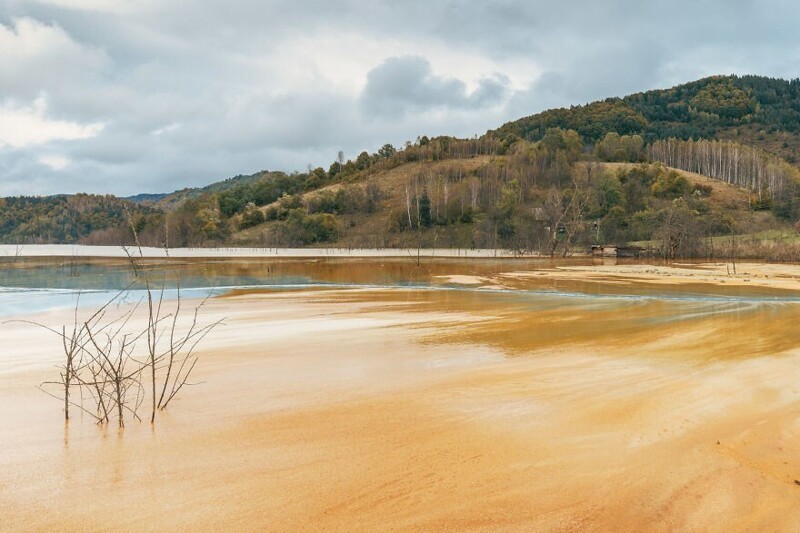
[3,277,800,318]
[3,258,800,318]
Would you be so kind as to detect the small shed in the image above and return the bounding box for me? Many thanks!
[590,245,642,258]
[591,245,618,257]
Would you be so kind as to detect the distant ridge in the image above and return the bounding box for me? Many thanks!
[125,193,169,204]
[126,171,276,209]
[492,75,800,164]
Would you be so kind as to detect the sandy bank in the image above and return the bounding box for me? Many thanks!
[497,262,800,292]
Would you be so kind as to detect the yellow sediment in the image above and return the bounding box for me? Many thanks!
[502,262,800,292]
[1,268,800,530]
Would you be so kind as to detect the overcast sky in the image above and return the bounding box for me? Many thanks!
[1,0,799,196]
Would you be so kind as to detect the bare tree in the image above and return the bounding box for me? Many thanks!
[544,175,590,257]
[337,150,345,175]
[650,138,796,203]
[123,215,223,424]
[10,237,222,430]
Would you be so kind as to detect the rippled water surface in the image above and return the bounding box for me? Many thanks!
[2,256,799,317]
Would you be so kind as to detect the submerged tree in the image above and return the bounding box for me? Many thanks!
[8,233,223,430]
[12,275,222,429]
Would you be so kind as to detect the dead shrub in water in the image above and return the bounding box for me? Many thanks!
[7,264,222,429]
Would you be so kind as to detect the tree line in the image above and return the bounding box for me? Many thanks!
[649,138,798,208]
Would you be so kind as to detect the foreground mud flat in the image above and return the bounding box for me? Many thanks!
[2,264,800,531]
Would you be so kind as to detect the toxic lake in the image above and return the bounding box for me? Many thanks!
[2,254,800,530]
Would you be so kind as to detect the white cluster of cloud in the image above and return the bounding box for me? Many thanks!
[0,96,103,148]
[0,0,798,196]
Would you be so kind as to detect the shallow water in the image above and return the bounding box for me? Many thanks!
[3,258,800,530]
[2,257,798,317]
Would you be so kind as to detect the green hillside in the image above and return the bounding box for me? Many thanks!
[127,170,277,210]
[226,148,789,259]
[0,194,157,244]
[3,75,800,259]
[492,75,800,164]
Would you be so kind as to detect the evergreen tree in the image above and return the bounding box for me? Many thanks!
[419,190,432,227]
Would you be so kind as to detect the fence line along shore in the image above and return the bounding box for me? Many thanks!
[0,244,550,259]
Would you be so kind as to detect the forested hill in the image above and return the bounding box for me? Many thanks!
[3,75,800,259]
[126,170,278,210]
[492,75,800,164]
[0,194,157,244]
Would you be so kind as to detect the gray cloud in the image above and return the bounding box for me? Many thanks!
[360,56,510,117]
[0,0,799,196]
[507,40,670,116]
